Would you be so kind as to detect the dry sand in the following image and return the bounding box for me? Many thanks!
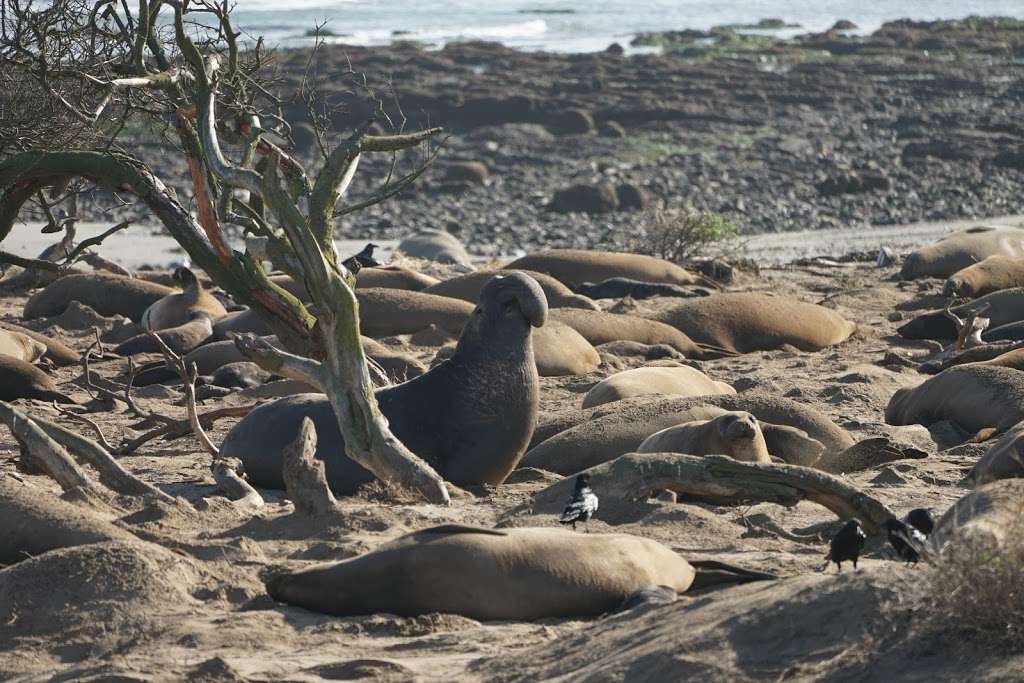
[1,242,1023,681]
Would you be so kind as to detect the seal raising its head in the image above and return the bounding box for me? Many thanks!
[221,272,547,493]
[637,411,770,463]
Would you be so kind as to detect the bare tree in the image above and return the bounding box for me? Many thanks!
[0,0,450,503]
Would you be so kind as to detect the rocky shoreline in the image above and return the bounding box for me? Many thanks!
[112,17,1024,259]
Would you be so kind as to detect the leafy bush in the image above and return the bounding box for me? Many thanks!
[635,208,738,263]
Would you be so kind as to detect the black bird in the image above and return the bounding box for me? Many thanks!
[559,474,599,532]
[903,508,935,537]
[340,243,381,275]
[825,519,867,572]
[884,518,924,565]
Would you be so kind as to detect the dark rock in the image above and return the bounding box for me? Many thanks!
[830,20,858,31]
[605,42,625,56]
[615,182,650,211]
[548,108,596,135]
[599,120,627,138]
[550,182,619,214]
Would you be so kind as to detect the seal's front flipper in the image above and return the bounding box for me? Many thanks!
[617,584,678,612]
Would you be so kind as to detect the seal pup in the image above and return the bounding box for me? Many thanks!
[0,329,47,363]
[0,356,76,403]
[825,519,867,572]
[559,474,599,532]
[265,525,695,620]
[220,272,546,493]
[141,267,227,331]
[637,411,770,463]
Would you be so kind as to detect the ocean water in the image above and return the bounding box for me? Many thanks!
[230,0,1024,53]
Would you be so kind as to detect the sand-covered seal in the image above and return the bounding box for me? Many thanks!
[0,329,46,363]
[141,267,227,331]
[358,288,474,338]
[638,411,770,463]
[927,479,1024,553]
[221,272,546,493]
[504,249,708,289]
[651,292,856,353]
[522,394,849,475]
[424,269,599,310]
[582,364,734,409]
[0,322,80,366]
[576,277,711,300]
[900,226,1024,280]
[23,273,173,322]
[885,365,1024,435]
[0,356,75,403]
[965,421,1024,486]
[532,321,601,376]
[114,315,214,356]
[550,308,705,357]
[944,255,1024,298]
[397,230,474,267]
[266,525,696,620]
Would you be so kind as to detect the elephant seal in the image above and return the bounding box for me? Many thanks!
[266,525,695,620]
[900,226,1024,280]
[550,308,705,358]
[927,479,1024,554]
[114,314,214,356]
[885,365,1024,435]
[141,267,227,330]
[984,320,1024,343]
[0,329,46,363]
[944,255,1024,298]
[361,337,428,381]
[966,421,1024,486]
[221,272,545,492]
[651,293,856,353]
[522,394,850,476]
[425,269,599,310]
[211,308,276,340]
[358,266,440,291]
[582,363,734,409]
[208,362,271,389]
[358,288,474,338]
[577,277,711,300]
[397,230,474,267]
[638,411,770,463]
[898,287,1024,340]
[23,273,173,322]
[504,249,708,289]
[532,321,601,376]
[0,322,80,366]
[0,356,75,403]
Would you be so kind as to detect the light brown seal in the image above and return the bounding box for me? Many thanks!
[504,248,708,289]
[211,308,276,340]
[221,272,545,493]
[266,525,694,620]
[651,292,856,353]
[927,479,1024,553]
[114,314,214,356]
[637,411,771,463]
[141,267,227,331]
[0,322,80,366]
[522,393,850,475]
[885,365,1024,435]
[582,364,734,409]
[0,355,75,403]
[944,255,1024,298]
[0,329,46,363]
[23,272,173,322]
[397,230,474,267]
[357,266,440,291]
[532,321,601,376]
[901,226,1024,280]
[424,269,599,310]
[550,308,705,357]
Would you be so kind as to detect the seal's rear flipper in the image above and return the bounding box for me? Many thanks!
[617,584,678,612]
[696,343,739,360]
[689,560,777,590]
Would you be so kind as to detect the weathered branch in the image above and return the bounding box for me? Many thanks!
[282,417,337,515]
[533,453,898,535]
[211,457,264,508]
[232,333,325,391]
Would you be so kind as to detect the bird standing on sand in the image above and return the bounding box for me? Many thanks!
[825,519,867,572]
[903,508,935,537]
[884,518,924,565]
[560,474,599,532]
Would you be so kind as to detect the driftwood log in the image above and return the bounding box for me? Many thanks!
[211,457,265,509]
[282,417,337,515]
[533,453,898,535]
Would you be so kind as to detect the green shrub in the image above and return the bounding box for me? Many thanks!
[636,208,737,262]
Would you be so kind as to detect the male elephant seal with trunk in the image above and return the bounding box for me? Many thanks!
[266,525,769,621]
[221,272,546,493]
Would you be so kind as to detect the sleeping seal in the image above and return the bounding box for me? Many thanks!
[582,363,734,409]
[0,329,46,363]
[141,267,227,330]
[221,272,545,493]
[0,356,75,403]
[504,249,709,288]
[266,525,694,620]
[638,411,771,463]
[23,272,172,322]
